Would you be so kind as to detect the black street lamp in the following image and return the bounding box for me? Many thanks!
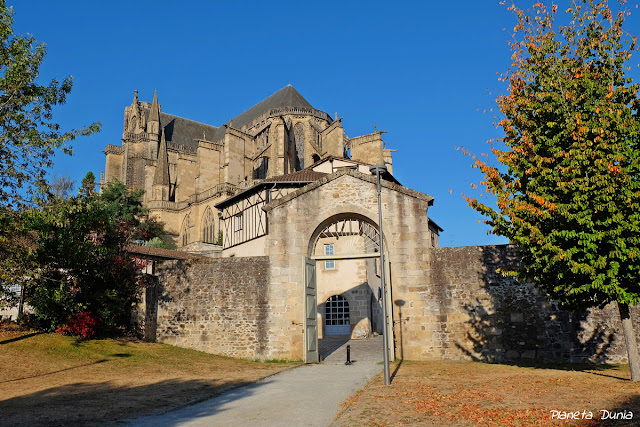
[370,164,391,386]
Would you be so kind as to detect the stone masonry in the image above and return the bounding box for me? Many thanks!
[149,257,272,360]
[139,243,640,364]
[404,245,640,363]
[264,169,433,361]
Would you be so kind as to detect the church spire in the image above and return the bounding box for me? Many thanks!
[153,129,170,187]
[147,89,161,136]
[148,89,160,123]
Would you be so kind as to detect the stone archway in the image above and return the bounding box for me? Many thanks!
[307,213,382,258]
[304,213,393,363]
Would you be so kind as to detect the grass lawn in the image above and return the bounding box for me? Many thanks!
[0,323,296,426]
[335,360,640,426]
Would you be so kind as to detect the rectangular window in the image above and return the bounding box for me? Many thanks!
[233,213,243,232]
[324,244,335,269]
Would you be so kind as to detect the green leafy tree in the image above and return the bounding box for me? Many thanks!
[0,0,99,308]
[0,1,100,208]
[99,179,165,243]
[467,1,640,379]
[23,174,165,335]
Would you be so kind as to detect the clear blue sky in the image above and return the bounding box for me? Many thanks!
[11,1,640,247]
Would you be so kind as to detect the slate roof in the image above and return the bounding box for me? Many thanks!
[428,218,444,232]
[141,109,220,149]
[227,85,314,130]
[140,85,315,148]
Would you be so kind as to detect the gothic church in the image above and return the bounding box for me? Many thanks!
[103,85,398,251]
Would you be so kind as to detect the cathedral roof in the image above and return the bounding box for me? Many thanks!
[139,85,315,149]
[226,85,314,130]
[142,109,220,148]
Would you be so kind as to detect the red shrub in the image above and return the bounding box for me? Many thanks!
[56,311,102,339]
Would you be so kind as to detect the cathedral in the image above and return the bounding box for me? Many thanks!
[102,87,631,366]
[103,85,401,252]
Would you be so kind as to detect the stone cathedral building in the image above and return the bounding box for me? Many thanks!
[103,86,636,365]
[103,85,400,253]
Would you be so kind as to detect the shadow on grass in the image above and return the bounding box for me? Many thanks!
[484,361,631,381]
[0,332,41,345]
[0,359,110,384]
[390,359,403,383]
[0,377,270,426]
[585,394,640,425]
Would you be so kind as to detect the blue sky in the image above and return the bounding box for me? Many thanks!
[10,1,640,247]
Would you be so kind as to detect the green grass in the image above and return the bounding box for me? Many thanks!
[1,330,297,426]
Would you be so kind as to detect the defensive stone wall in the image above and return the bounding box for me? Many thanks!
[137,240,640,365]
[144,256,272,360]
[398,244,640,364]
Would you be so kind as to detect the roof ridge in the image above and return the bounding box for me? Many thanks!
[227,85,314,130]
[263,169,434,212]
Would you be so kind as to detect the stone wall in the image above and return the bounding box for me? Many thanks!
[146,256,272,360]
[397,244,640,364]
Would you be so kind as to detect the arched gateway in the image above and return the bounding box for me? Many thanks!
[304,214,394,363]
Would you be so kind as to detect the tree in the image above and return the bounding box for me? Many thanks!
[22,174,165,336]
[0,1,100,208]
[466,1,640,380]
[0,0,99,307]
[48,173,75,200]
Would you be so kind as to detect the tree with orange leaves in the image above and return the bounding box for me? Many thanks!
[468,1,640,380]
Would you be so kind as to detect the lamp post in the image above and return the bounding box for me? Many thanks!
[370,164,391,386]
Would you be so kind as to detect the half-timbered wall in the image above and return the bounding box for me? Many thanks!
[220,190,268,249]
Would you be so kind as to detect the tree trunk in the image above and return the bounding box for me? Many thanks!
[618,302,640,381]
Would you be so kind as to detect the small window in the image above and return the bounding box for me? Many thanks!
[234,213,243,232]
[324,244,335,269]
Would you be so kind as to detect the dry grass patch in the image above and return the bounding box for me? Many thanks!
[335,360,640,426]
[0,323,296,426]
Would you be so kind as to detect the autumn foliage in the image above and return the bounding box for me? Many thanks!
[468,1,640,309]
[466,1,640,378]
[55,310,102,339]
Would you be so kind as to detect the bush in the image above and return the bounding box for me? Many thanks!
[55,310,101,339]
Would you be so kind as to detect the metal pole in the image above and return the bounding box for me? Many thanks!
[370,164,390,386]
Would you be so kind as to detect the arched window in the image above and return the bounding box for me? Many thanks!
[325,295,350,335]
[181,214,190,247]
[202,208,215,243]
